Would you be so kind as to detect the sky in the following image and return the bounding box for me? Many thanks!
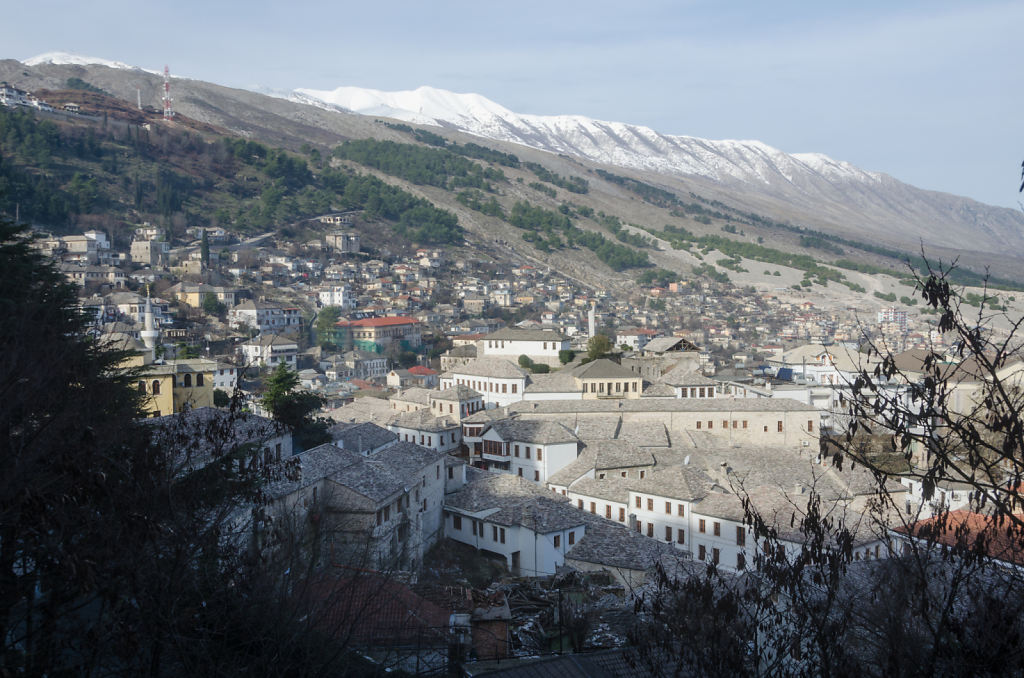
[7,0,1021,207]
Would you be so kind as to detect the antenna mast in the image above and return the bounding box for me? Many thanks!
[162,65,174,120]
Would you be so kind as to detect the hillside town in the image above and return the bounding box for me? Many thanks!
[22,211,1014,672]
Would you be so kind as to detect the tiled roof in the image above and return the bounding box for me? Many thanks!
[336,316,419,328]
[390,408,458,433]
[572,359,636,380]
[431,384,482,401]
[584,440,656,470]
[391,387,433,405]
[483,419,578,445]
[483,328,567,342]
[445,473,585,533]
[507,397,817,414]
[329,421,398,453]
[523,371,580,393]
[444,358,528,379]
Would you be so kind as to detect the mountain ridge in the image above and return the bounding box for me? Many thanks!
[5,53,1024,277]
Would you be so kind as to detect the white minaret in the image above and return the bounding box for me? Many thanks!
[588,303,596,338]
[140,295,160,352]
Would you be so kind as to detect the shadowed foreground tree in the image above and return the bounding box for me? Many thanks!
[0,221,394,676]
[629,258,1024,677]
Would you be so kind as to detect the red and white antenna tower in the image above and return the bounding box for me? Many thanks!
[162,65,174,120]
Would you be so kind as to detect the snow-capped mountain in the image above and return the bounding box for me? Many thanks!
[23,52,159,75]
[294,85,880,190]
[291,84,1024,256]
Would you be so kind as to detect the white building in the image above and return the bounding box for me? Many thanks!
[475,419,579,483]
[229,300,303,334]
[440,359,528,409]
[318,284,355,310]
[240,334,298,369]
[478,328,569,367]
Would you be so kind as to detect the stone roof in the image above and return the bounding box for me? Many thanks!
[483,419,579,445]
[567,476,632,503]
[245,334,298,348]
[431,384,482,401]
[658,362,717,387]
[572,358,636,380]
[643,336,699,354]
[391,387,434,406]
[641,382,677,397]
[143,406,285,471]
[462,407,513,425]
[325,397,396,426]
[547,450,598,487]
[631,465,713,502]
[584,440,656,470]
[617,421,670,448]
[483,328,567,342]
[329,421,398,453]
[444,344,477,358]
[523,371,580,394]
[445,473,585,533]
[507,397,817,415]
[390,408,459,433]
[567,514,678,572]
[573,416,622,441]
[443,358,528,379]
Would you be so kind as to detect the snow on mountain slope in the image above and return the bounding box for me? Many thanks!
[295,85,882,190]
[24,52,160,75]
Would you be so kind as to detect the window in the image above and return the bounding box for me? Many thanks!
[647,498,654,511]
[605,505,612,519]
[619,507,626,522]
[500,528,506,544]
[646,523,653,537]
[639,470,646,479]
[696,421,701,429]
[511,384,517,393]
[534,470,539,481]
[589,502,596,514]
[722,420,728,429]
[578,499,584,509]
[712,548,720,565]
[492,525,498,541]
[736,526,746,546]
[635,496,641,509]
[182,373,192,387]
[808,419,814,432]
[665,502,671,515]
[677,504,685,517]
[737,552,746,570]
[677,529,685,544]
[554,535,561,548]
[713,522,721,537]
[568,531,575,545]
[743,420,748,429]
[665,526,672,542]
[732,420,737,429]
[621,471,627,478]
[537,448,542,461]
[764,425,769,432]
[138,380,146,393]
[436,465,440,479]
[708,421,713,429]
[152,380,161,394]
[448,466,454,479]
[502,383,507,393]
[517,468,523,477]
[197,373,204,387]
[525,447,531,459]
[699,519,706,533]
[778,420,784,432]
[515,445,520,457]
[699,544,706,560]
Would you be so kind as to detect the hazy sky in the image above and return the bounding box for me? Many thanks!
[8,1,1021,207]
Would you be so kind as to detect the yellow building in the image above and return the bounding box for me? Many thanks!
[136,359,217,417]
[574,359,643,399]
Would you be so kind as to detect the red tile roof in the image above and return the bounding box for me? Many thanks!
[408,365,438,376]
[895,509,1024,566]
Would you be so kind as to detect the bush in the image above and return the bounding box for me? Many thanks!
[518,354,533,369]
[531,363,550,374]
[559,349,575,365]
